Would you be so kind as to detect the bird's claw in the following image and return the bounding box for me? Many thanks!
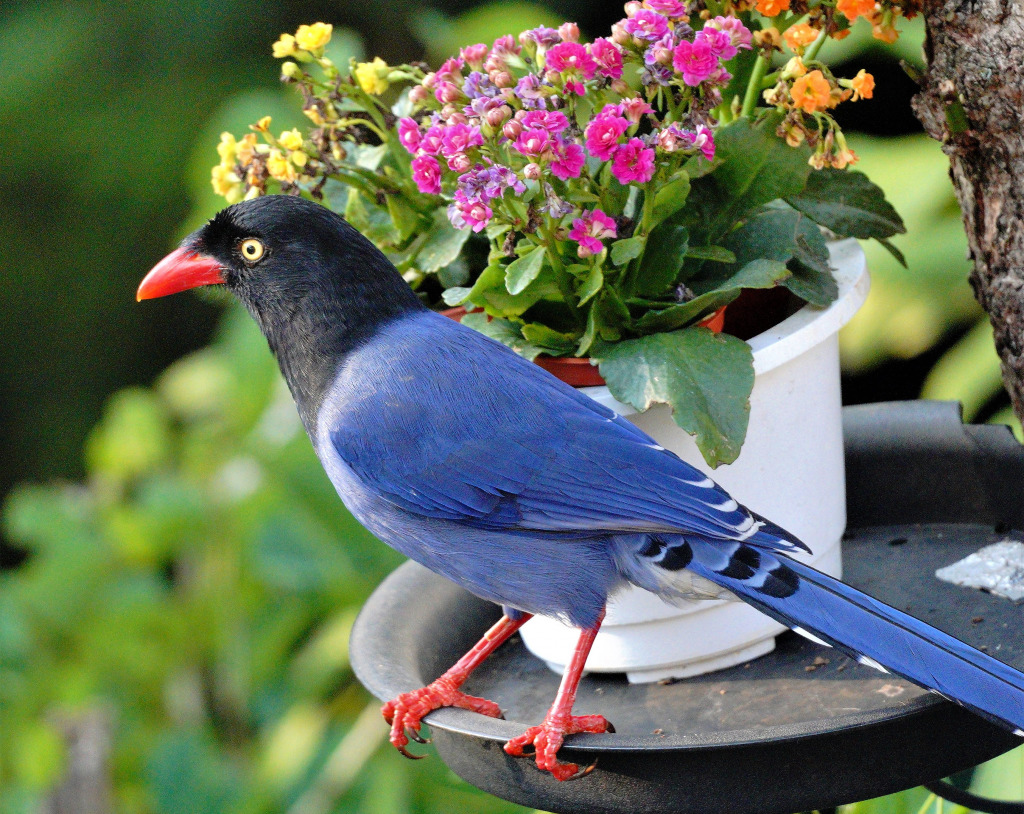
[503,713,612,781]
[382,682,503,758]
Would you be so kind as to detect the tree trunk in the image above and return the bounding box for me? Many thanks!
[911,2,1024,424]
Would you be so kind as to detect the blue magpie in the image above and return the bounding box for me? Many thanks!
[139,195,1024,781]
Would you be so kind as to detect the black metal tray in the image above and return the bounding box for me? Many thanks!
[350,402,1024,814]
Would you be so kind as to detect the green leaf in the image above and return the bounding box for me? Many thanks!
[505,245,546,295]
[417,210,471,273]
[636,224,688,298]
[521,323,578,355]
[877,236,908,267]
[441,286,471,306]
[593,330,755,467]
[787,167,906,240]
[460,313,543,360]
[685,245,735,263]
[675,113,812,244]
[649,174,691,229]
[611,236,645,267]
[784,258,838,306]
[464,257,558,317]
[577,264,604,305]
[385,194,422,242]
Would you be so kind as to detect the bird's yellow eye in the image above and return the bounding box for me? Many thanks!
[239,238,265,263]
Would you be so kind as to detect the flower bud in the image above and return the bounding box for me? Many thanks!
[492,70,514,88]
[544,70,560,84]
[422,72,437,89]
[611,78,629,95]
[409,85,430,105]
[503,119,523,140]
[448,153,472,173]
[611,23,631,46]
[447,110,469,126]
[624,1,642,16]
[485,105,511,127]
[281,61,302,80]
[523,162,542,180]
[435,81,461,104]
[558,22,580,42]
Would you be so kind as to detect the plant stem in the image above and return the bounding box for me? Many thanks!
[740,54,771,118]
[540,223,583,328]
[803,27,829,64]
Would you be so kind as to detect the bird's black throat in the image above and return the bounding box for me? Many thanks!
[195,196,425,433]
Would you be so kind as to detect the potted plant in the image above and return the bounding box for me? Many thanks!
[209,5,908,680]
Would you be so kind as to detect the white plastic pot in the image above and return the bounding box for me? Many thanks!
[520,239,870,683]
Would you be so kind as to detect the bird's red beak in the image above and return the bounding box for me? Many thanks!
[136,247,225,301]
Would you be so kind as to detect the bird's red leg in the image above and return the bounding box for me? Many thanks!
[504,609,611,781]
[382,612,532,757]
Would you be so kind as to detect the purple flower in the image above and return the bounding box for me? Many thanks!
[657,124,716,161]
[411,155,442,194]
[514,127,552,157]
[397,118,421,153]
[585,113,629,160]
[611,137,656,183]
[520,110,569,132]
[514,74,548,110]
[540,188,574,218]
[641,63,674,87]
[440,123,484,158]
[519,26,561,49]
[590,38,623,79]
[644,33,675,67]
[623,9,669,42]
[464,95,504,119]
[459,164,525,201]
[569,209,617,257]
[551,141,585,180]
[672,37,719,86]
[463,71,499,100]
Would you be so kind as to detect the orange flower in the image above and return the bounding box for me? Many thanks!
[850,69,875,100]
[755,0,790,17]
[783,23,819,52]
[836,0,876,20]
[790,69,832,113]
[871,14,900,43]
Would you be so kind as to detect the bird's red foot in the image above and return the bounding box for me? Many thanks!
[503,712,612,781]
[382,680,503,758]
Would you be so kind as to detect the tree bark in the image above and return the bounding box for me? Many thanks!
[911,2,1024,424]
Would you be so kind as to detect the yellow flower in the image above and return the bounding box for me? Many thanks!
[272,33,297,58]
[781,56,807,79]
[850,69,875,101]
[783,23,819,52]
[290,150,309,168]
[216,132,237,164]
[266,149,297,183]
[211,164,242,202]
[295,23,332,52]
[236,133,258,166]
[279,129,304,151]
[251,116,272,133]
[355,57,390,95]
[790,69,832,114]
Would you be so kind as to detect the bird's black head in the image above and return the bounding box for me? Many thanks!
[138,195,424,428]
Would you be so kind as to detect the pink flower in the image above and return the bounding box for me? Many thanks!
[491,34,520,59]
[620,97,654,123]
[558,22,580,42]
[514,128,551,157]
[411,155,442,194]
[460,43,489,70]
[645,0,685,16]
[449,192,492,232]
[435,81,462,104]
[436,56,465,84]
[585,113,629,160]
[440,123,484,157]
[699,27,736,60]
[544,42,597,94]
[611,138,656,183]
[551,141,585,179]
[590,38,623,79]
[706,16,753,53]
[397,118,421,153]
[418,125,445,156]
[520,110,570,132]
[673,37,719,86]
[569,209,617,257]
[623,9,669,42]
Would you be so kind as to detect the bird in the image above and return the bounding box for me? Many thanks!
[139,194,1024,781]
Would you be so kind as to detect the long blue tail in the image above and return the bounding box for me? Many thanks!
[678,538,1024,734]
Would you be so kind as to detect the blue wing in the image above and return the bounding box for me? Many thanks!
[325,311,795,549]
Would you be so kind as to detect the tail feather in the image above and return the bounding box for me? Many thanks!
[682,538,1024,735]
